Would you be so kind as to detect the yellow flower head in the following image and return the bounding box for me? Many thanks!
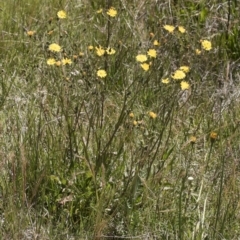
[106,47,116,55]
[179,66,190,73]
[133,120,138,126]
[129,112,134,118]
[190,136,196,144]
[178,26,186,33]
[153,40,160,46]
[162,78,170,84]
[201,40,212,51]
[195,49,201,55]
[147,49,157,58]
[107,7,117,17]
[55,60,61,66]
[57,10,67,19]
[27,30,35,36]
[171,70,186,80]
[97,69,107,78]
[62,58,72,65]
[149,32,155,38]
[148,111,157,119]
[136,54,147,62]
[79,52,84,57]
[47,58,56,65]
[180,81,190,90]
[96,8,103,13]
[88,45,94,50]
[163,25,175,33]
[95,46,105,56]
[49,43,61,52]
[141,63,150,71]
[210,131,217,141]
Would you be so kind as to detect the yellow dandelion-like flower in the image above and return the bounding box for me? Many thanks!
[79,52,84,57]
[97,69,107,78]
[95,46,105,56]
[55,60,61,66]
[178,26,186,33]
[195,49,201,55]
[88,45,94,50]
[133,120,138,126]
[96,8,103,13]
[162,78,170,84]
[201,40,212,51]
[49,43,61,52]
[27,30,35,36]
[140,63,150,71]
[147,49,157,58]
[180,81,190,90]
[190,136,196,144]
[210,131,217,139]
[107,7,117,17]
[179,66,190,73]
[106,47,116,55]
[148,111,157,119]
[47,58,56,65]
[62,58,72,65]
[171,70,186,80]
[163,25,175,33]
[129,112,134,118]
[149,32,155,38]
[136,54,147,62]
[57,10,67,19]
[153,40,160,46]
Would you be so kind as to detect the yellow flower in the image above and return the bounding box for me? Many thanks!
[57,10,67,19]
[97,69,107,78]
[140,63,150,71]
[153,40,160,46]
[79,52,84,57]
[179,66,190,73]
[136,54,147,62]
[88,45,94,50]
[149,32,155,38]
[95,46,105,56]
[62,58,72,65]
[178,26,186,33]
[171,70,186,80]
[163,25,175,33]
[55,60,61,66]
[162,78,170,84]
[148,111,157,119]
[147,49,157,58]
[27,30,35,36]
[47,58,56,65]
[190,136,196,144]
[129,112,134,118]
[201,40,212,51]
[133,120,138,126]
[96,8,103,13]
[49,43,61,52]
[195,49,201,55]
[180,81,190,90]
[106,47,116,55]
[107,7,117,17]
[210,131,217,139]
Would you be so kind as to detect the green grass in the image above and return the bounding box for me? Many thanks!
[1,0,240,239]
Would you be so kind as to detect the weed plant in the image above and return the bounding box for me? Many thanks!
[0,0,240,239]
